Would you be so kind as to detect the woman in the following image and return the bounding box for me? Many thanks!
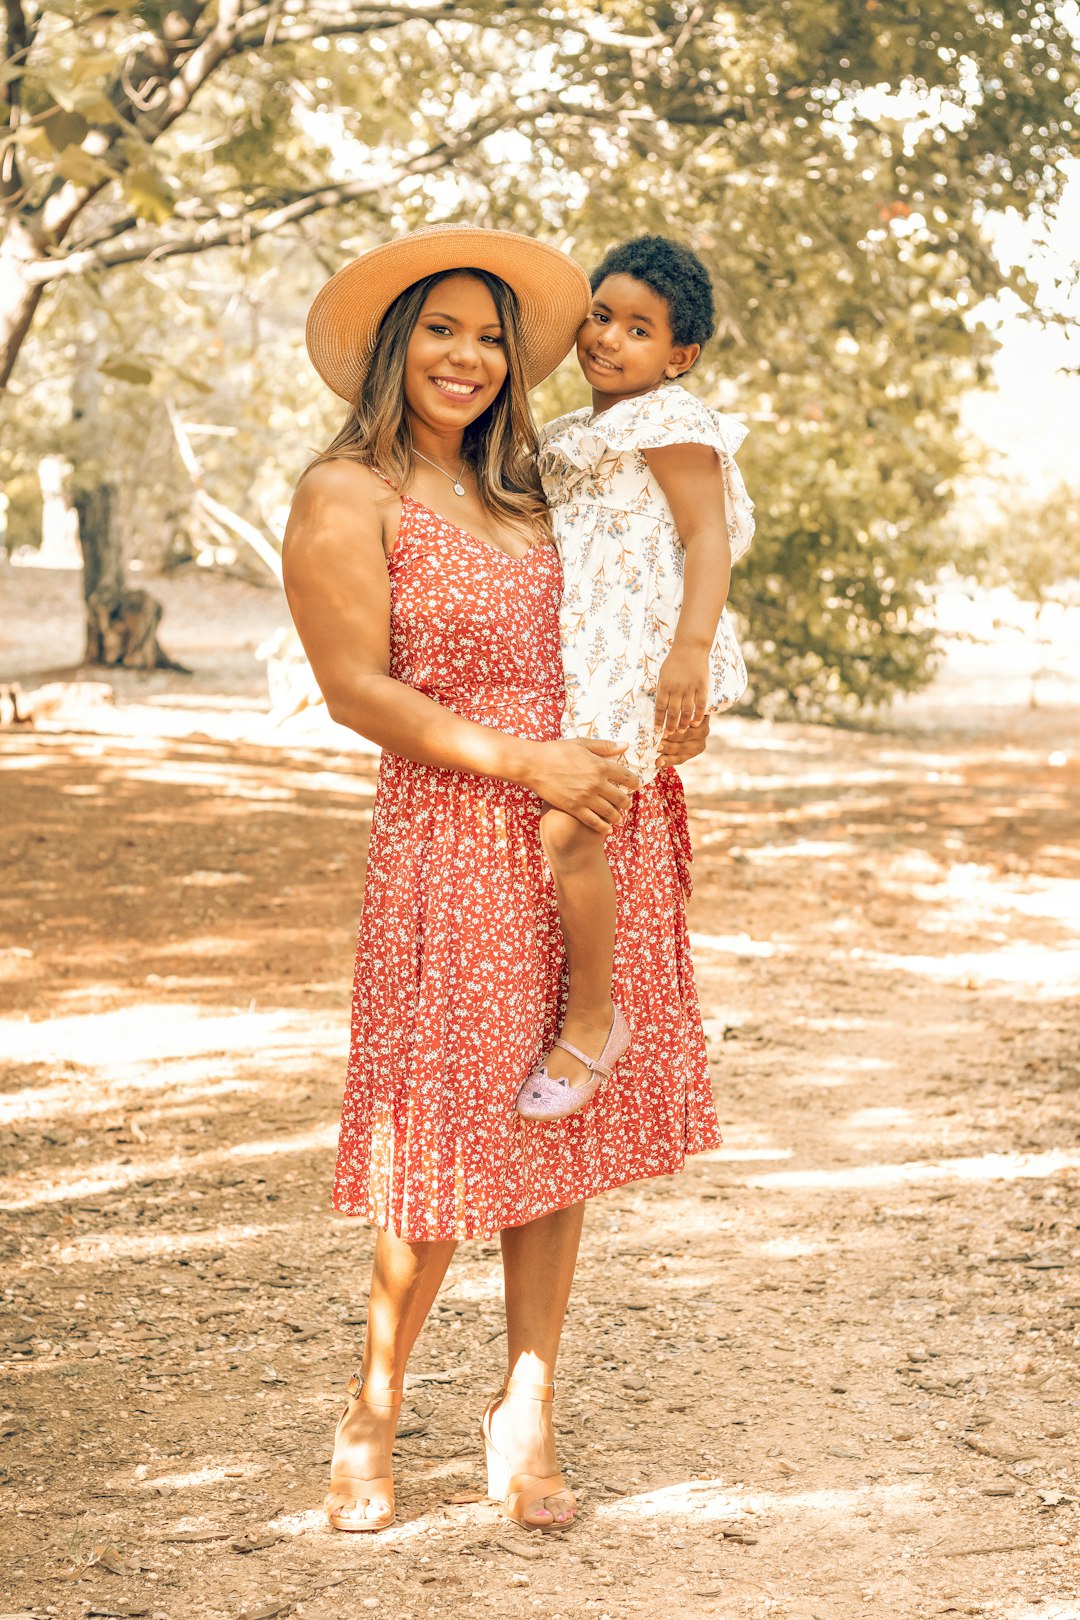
[283,226,720,1535]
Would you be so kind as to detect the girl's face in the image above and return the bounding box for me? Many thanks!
[404,273,509,436]
[577,273,700,405]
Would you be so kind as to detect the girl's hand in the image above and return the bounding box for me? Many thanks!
[525,738,639,834]
[657,713,711,767]
[655,646,710,736]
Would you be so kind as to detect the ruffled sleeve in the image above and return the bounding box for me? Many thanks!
[541,386,755,563]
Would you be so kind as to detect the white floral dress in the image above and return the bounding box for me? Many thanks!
[539,384,755,783]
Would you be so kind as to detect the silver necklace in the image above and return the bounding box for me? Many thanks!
[414,449,467,497]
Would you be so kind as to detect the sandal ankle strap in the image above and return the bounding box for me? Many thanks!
[346,1373,404,1408]
[503,1376,555,1402]
[550,1036,611,1078]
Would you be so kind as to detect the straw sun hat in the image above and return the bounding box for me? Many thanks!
[305,224,592,400]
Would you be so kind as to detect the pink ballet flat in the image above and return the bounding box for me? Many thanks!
[515,1007,631,1121]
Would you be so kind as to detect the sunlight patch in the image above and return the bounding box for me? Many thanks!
[758,1236,820,1258]
[844,1106,913,1128]
[690,932,787,958]
[0,1072,263,1127]
[746,1149,1080,1192]
[135,1465,252,1491]
[53,1222,275,1264]
[0,1121,339,1208]
[849,942,1080,992]
[711,1147,794,1162]
[227,1124,339,1160]
[593,1477,921,1521]
[743,839,862,861]
[0,1002,340,1078]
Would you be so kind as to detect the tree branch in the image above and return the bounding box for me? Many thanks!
[2,0,29,113]
[227,0,502,43]
[2,0,34,198]
[20,2,537,249]
[64,212,141,257]
[144,0,493,138]
[228,14,446,50]
[166,397,283,581]
[27,105,542,285]
[136,0,242,140]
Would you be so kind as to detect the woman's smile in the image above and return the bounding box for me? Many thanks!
[429,374,484,398]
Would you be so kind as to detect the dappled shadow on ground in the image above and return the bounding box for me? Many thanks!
[2,716,1079,1620]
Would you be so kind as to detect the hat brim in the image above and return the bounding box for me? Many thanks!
[305,226,592,400]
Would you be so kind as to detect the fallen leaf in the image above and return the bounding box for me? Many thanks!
[87,1543,136,1576]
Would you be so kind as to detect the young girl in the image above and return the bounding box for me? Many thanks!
[516,234,755,1121]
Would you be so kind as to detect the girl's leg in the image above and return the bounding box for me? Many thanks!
[488,1199,586,1526]
[539,807,618,1087]
[327,1227,456,1524]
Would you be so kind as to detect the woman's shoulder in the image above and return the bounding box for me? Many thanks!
[285,458,392,561]
[296,457,389,503]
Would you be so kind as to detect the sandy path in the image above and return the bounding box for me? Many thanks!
[2,566,1079,1619]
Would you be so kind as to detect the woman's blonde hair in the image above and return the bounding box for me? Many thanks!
[307,268,550,538]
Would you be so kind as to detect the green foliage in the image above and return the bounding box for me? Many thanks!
[0,468,43,550]
[1,0,1078,707]
[974,481,1080,610]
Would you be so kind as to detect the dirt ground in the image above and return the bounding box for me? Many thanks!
[2,562,1079,1620]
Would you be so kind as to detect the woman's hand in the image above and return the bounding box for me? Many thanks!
[657,713,711,768]
[524,738,639,833]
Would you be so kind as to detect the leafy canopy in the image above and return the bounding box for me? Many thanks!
[1,0,1077,709]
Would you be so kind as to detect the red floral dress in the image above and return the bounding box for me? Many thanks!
[332,493,721,1241]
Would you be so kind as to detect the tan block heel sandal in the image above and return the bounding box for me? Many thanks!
[325,1374,402,1532]
[482,1376,574,1532]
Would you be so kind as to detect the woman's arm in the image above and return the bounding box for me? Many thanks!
[281,460,637,832]
[642,442,732,736]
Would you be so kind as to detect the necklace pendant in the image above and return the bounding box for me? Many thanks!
[452,481,466,496]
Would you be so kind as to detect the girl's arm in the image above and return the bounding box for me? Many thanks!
[282,460,637,833]
[642,443,732,736]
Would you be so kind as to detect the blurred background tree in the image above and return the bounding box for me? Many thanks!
[1,0,1077,705]
[975,479,1080,612]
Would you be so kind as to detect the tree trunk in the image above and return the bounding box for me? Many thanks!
[73,482,185,670]
[69,350,186,672]
[0,222,46,394]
